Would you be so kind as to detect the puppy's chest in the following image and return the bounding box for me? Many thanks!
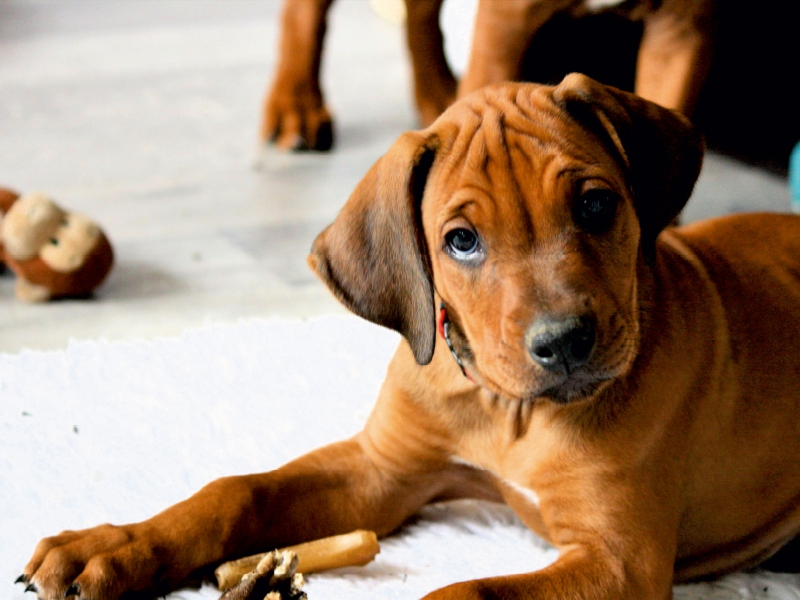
[450,452,551,539]
[447,419,567,537]
[444,395,609,541]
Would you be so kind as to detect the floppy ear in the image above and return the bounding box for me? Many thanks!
[552,73,704,251]
[309,131,439,365]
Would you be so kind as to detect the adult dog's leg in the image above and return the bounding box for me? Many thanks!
[457,0,576,98]
[262,0,335,150]
[404,0,456,127]
[21,399,492,600]
[634,0,715,116]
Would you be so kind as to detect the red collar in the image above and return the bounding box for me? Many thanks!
[437,303,473,382]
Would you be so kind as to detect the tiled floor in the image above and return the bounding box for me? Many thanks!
[0,0,792,353]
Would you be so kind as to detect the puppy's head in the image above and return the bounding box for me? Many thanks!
[310,74,702,404]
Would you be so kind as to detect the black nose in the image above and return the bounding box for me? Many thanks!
[527,315,596,374]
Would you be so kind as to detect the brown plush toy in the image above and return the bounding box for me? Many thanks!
[0,187,114,302]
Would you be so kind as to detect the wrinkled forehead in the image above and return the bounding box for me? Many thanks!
[427,85,626,205]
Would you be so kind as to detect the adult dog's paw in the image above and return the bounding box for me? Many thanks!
[20,523,165,600]
[262,79,334,151]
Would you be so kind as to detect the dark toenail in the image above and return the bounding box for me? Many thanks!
[65,583,80,597]
[315,122,334,151]
[25,583,37,593]
[16,574,28,584]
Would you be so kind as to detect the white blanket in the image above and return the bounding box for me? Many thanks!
[2,316,798,600]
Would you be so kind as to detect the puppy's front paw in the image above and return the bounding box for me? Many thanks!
[20,523,165,600]
[262,79,334,151]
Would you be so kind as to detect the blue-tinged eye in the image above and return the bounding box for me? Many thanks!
[445,228,481,259]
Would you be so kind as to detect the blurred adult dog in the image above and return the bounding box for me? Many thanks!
[263,0,714,150]
[21,75,800,600]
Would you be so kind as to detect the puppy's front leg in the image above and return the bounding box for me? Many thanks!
[22,393,481,600]
[422,541,675,600]
[422,456,680,600]
[423,554,674,600]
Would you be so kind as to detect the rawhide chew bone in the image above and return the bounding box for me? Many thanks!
[215,530,380,592]
[219,550,306,600]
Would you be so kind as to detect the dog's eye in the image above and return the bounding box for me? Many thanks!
[445,228,481,259]
[574,189,618,233]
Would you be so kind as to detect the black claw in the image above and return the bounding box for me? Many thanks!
[65,583,80,597]
[25,583,37,593]
[315,122,334,151]
[15,574,28,584]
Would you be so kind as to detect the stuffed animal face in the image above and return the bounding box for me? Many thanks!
[38,212,103,273]
[2,192,68,259]
[1,192,113,302]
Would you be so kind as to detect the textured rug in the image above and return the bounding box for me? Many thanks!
[2,316,798,600]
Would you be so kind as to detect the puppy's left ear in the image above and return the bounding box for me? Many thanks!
[309,131,439,365]
[552,73,704,250]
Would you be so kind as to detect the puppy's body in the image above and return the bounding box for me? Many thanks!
[390,214,800,581]
[657,217,800,576]
[23,78,800,600]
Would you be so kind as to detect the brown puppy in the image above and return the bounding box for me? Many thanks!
[264,0,714,150]
[21,75,800,600]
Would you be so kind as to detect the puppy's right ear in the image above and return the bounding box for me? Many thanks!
[309,131,439,365]
[552,73,704,253]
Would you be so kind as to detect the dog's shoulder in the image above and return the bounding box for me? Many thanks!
[660,213,800,360]
[667,213,800,278]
